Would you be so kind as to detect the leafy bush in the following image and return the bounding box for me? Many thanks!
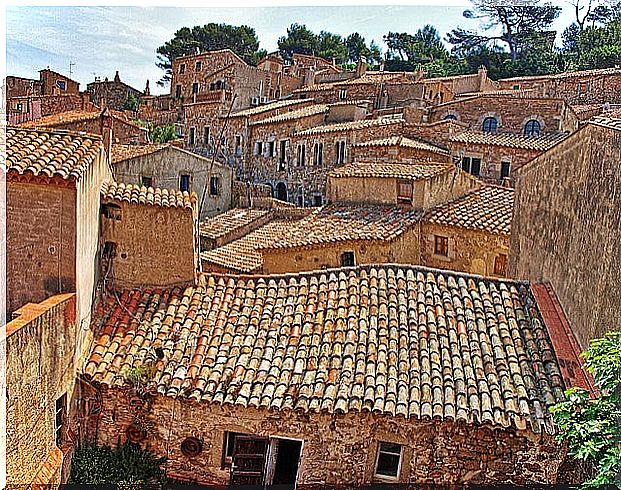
[151,123,177,144]
[69,442,166,486]
[551,330,621,488]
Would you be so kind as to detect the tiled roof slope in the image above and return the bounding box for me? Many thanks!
[111,144,168,164]
[449,131,567,151]
[229,99,310,118]
[260,204,422,250]
[330,161,453,180]
[424,186,514,235]
[18,108,139,129]
[84,264,566,434]
[200,208,271,240]
[6,127,102,179]
[251,104,328,125]
[354,136,449,154]
[296,117,403,136]
[201,219,298,272]
[101,180,196,210]
[590,112,621,131]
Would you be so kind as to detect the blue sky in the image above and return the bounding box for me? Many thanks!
[6,4,577,95]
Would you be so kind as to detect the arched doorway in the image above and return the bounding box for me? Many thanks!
[275,182,288,202]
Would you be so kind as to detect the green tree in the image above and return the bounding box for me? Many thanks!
[551,331,621,488]
[122,93,139,113]
[447,0,561,62]
[345,32,369,63]
[156,23,262,86]
[150,123,178,144]
[277,23,320,62]
[318,31,348,64]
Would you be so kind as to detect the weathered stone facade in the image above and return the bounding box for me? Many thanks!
[84,385,565,486]
[39,68,80,95]
[87,71,144,111]
[509,121,621,348]
[6,294,78,486]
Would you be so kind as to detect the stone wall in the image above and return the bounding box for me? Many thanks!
[86,387,566,486]
[7,93,94,122]
[6,177,77,316]
[87,74,143,111]
[420,222,510,277]
[6,75,42,98]
[39,69,80,95]
[6,294,77,486]
[403,120,469,148]
[509,123,621,348]
[112,146,232,219]
[101,201,197,290]
[350,143,451,163]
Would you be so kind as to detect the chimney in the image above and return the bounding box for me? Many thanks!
[114,71,120,83]
[99,108,113,156]
[356,56,368,77]
[144,79,151,96]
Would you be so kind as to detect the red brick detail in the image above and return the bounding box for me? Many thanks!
[30,446,63,489]
[531,282,597,395]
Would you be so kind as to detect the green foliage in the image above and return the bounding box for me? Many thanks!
[122,93,140,113]
[69,442,166,485]
[124,363,158,386]
[551,331,621,488]
[150,123,177,144]
[385,25,449,65]
[278,23,320,61]
[156,23,262,85]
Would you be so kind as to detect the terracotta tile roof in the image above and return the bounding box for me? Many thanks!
[294,72,416,93]
[424,186,514,235]
[353,136,449,154]
[101,180,196,210]
[590,112,621,131]
[6,127,102,179]
[83,264,566,434]
[18,108,131,129]
[30,447,63,488]
[499,67,621,82]
[458,89,537,97]
[260,204,423,250]
[200,208,272,240]
[329,161,453,180]
[296,116,403,136]
[251,104,328,125]
[449,131,567,151]
[201,219,299,273]
[111,143,168,164]
[228,99,310,118]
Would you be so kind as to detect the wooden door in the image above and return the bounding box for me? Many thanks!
[230,435,269,486]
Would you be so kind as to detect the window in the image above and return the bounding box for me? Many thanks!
[16,103,23,112]
[235,135,243,156]
[374,442,402,480]
[482,116,498,133]
[524,119,541,136]
[341,251,355,267]
[56,80,66,91]
[313,194,323,207]
[141,176,153,188]
[180,174,190,192]
[103,241,117,259]
[335,141,346,165]
[179,63,186,74]
[195,61,202,71]
[222,432,243,467]
[494,254,508,276]
[339,88,348,100]
[255,141,264,156]
[297,143,306,167]
[443,114,457,121]
[189,127,196,146]
[434,235,449,257]
[501,161,511,179]
[102,203,122,220]
[279,140,287,163]
[55,393,67,447]
[397,180,413,203]
[461,157,481,176]
[268,141,276,158]
[210,176,220,196]
[513,84,520,90]
[314,142,323,166]
[192,82,199,94]
[203,126,210,146]
[175,85,182,98]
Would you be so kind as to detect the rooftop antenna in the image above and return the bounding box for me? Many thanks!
[69,61,76,79]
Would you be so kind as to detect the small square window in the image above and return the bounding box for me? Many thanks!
[341,251,355,267]
[195,61,202,72]
[500,161,511,179]
[180,174,190,192]
[434,235,449,257]
[494,254,508,276]
[255,141,264,156]
[210,176,220,196]
[374,441,402,480]
[56,80,66,91]
[397,180,413,203]
[141,176,153,188]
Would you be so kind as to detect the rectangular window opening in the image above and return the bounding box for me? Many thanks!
[341,251,355,267]
[434,235,449,257]
[374,441,402,480]
[180,174,191,192]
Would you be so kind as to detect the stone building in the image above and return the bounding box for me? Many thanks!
[86,71,144,111]
[448,131,568,182]
[6,294,77,487]
[99,180,198,289]
[419,67,498,105]
[81,264,590,486]
[39,68,80,95]
[350,136,451,163]
[111,143,233,219]
[509,116,621,348]
[19,108,149,145]
[497,67,621,105]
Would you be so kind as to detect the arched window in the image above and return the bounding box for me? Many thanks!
[482,117,498,133]
[524,119,541,136]
[443,114,457,121]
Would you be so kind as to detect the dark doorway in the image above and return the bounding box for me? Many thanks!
[271,439,302,488]
[275,182,288,202]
